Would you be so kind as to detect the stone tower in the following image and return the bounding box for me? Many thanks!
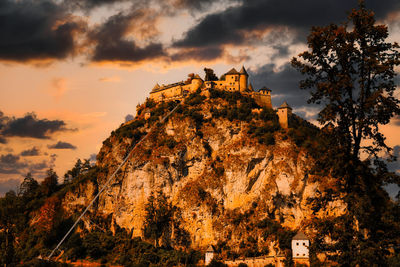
[239,66,248,92]
[278,101,292,129]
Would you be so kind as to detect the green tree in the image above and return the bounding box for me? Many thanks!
[143,191,174,247]
[291,1,400,265]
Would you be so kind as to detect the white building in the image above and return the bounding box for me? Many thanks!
[292,231,310,258]
[205,245,215,265]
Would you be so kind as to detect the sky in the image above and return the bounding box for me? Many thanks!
[0,0,400,195]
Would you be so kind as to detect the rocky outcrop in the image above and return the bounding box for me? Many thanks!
[62,95,344,250]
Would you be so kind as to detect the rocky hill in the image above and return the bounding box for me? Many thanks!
[62,89,344,254]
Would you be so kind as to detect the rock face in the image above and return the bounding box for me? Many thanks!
[62,93,342,250]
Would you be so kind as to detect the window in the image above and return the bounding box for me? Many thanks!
[296,254,299,256]
[296,242,299,246]
[303,242,306,246]
[303,254,305,256]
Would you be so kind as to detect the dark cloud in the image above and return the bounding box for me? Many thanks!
[0,154,27,174]
[20,147,40,157]
[249,63,316,111]
[125,114,134,122]
[90,153,97,163]
[89,10,165,63]
[393,116,400,126]
[0,0,85,62]
[174,0,400,49]
[0,179,21,196]
[48,141,77,150]
[170,46,224,61]
[387,145,400,173]
[0,112,72,140]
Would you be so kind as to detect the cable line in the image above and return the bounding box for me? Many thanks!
[47,101,181,260]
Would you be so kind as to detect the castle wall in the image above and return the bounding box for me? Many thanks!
[149,85,183,101]
[252,92,272,108]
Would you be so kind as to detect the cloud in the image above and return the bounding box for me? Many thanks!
[48,141,77,150]
[90,153,97,163]
[387,145,400,173]
[170,46,225,62]
[392,116,400,126]
[88,9,165,63]
[0,179,21,196]
[0,154,27,174]
[49,78,68,100]
[99,76,121,82]
[125,114,134,122]
[174,0,400,49]
[0,0,85,63]
[249,63,316,110]
[20,147,40,157]
[0,112,72,140]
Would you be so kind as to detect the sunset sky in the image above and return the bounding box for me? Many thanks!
[1,0,399,195]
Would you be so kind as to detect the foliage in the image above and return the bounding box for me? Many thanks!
[291,1,400,161]
[207,258,228,267]
[292,1,400,265]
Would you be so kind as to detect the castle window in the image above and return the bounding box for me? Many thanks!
[296,254,299,256]
[303,242,305,245]
[296,242,299,246]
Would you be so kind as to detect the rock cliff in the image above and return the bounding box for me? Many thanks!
[62,90,343,251]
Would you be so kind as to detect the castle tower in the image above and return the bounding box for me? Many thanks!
[190,74,203,92]
[292,231,310,259]
[239,66,248,92]
[278,101,292,129]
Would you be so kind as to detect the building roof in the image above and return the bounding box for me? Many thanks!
[150,81,185,93]
[225,68,239,75]
[206,245,215,253]
[292,231,309,240]
[259,86,271,92]
[248,83,254,91]
[239,66,248,76]
[278,101,292,109]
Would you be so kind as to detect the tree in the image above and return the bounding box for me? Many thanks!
[292,1,400,162]
[19,172,39,198]
[291,1,400,265]
[143,191,174,247]
[204,68,218,81]
[41,169,59,196]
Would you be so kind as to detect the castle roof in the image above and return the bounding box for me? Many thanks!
[239,66,248,76]
[152,83,160,91]
[225,68,239,75]
[292,231,309,240]
[259,86,271,92]
[278,101,292,109]
[248,83,254,91]
[150,81,185,93]
[206,245,215,253]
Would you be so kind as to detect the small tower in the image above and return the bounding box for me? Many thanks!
[291,231,310,258]
[278,101,292,129]
[239,66,249,92]
[205,245,215,265]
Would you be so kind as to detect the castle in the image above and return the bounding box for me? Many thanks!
[149,66,292,128]
[150,66,272,108]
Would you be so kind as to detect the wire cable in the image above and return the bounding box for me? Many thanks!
[47,101,181,260]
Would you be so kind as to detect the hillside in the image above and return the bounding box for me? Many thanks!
[62,89,344,256]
